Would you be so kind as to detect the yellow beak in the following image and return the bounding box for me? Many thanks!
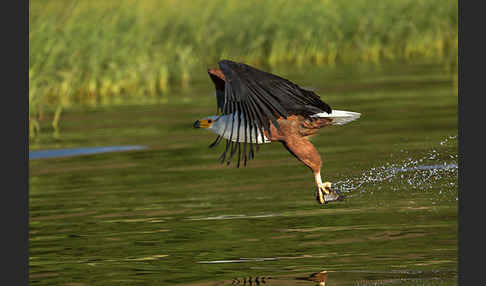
[193,119,213,128]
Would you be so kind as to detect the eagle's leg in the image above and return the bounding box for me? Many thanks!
[314,172,333,204]
[282,137,332,204]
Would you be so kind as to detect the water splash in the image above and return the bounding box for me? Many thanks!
[333,135,458,199]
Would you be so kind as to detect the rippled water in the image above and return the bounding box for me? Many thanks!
[29,63,458,285]
[195,269,457,286]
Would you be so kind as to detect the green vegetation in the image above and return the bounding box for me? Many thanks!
[29,0,458,138]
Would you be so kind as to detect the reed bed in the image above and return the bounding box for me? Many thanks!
[29,0,457,138]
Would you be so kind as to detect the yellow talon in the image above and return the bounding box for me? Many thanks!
[316,182,333,204]
[321,182,332,195]
[316,187,325,204]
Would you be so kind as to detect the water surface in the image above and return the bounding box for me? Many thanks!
[29,62,458,285]
[29,146,147,160]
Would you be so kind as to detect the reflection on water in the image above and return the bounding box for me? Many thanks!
[29,145,147,160]
[215,269,457,286]
[230,276,273,285]
[306,271,328,286]
[29,63,458,286]
[226,271,327,285]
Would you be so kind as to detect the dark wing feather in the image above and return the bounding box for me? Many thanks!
[208,59,332,167]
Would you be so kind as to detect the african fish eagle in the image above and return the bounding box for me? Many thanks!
[193,60,361,204]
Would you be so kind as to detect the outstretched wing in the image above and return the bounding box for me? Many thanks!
[207,59,332,167]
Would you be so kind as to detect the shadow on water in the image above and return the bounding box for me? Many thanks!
[29,145,147,160]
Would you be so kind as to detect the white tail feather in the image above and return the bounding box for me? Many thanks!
[311,110,361,125]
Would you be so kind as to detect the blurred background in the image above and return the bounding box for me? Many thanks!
[29,0,457,142]
[29,1,458,285]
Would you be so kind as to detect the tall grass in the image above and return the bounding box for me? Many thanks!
[29,0,457,138]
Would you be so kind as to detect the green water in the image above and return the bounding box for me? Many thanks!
[29,62,458,285]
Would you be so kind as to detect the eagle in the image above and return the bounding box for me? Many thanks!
[193,60,360,205]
